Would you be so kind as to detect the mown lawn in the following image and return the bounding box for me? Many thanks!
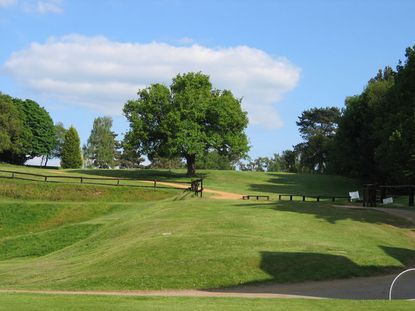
[0,195,413,290]
[0,294,413,311]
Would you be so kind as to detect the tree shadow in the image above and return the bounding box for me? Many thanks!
[234,201,414,227]
[248,172,360,196]
[206,246,415,299]
[71,169,207,181]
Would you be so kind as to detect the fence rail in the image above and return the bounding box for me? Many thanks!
[0,169,197,192]
[278,194,351,202]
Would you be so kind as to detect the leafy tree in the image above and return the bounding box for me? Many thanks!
[123,72,249,176]
[41,122,67,166]
[0,95,55,165]
[196,150,235,170]
[61,126,83,169]
[84,117,118,168]
[150,155,184,169]
[0,93,24,156]
[118,142,144,169]
[279,150,298,172]
[295,107,341,173]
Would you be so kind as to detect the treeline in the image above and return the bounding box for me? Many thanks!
[288,45,415,184]
[331,46,415,183]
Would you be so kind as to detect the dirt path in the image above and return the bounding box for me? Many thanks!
[151,181,243,200]
[1,272,414,299]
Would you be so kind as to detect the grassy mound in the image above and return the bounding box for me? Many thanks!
[0,198,413,290]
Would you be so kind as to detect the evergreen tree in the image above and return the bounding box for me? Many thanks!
[61,126,83,169]
[84,117,118,168]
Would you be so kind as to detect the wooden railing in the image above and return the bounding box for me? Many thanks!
[278,194,351,202]
[0,169,193,192]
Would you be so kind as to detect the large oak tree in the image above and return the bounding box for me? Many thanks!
[123,72,249,176]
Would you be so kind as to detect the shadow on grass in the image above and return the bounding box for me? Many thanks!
[257,246,415,283]
[248,172,360,197]
[71,169,207,181]
[234,201,414,227]
[207,246,415,299]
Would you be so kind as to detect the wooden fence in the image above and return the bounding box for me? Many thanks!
[278,194,351,202]
[0,169,197,193]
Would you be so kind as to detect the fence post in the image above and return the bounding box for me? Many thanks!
[80,177,83,184]
[200,179,203,198]
[332,197,335,202]
[290,195,293,201]
[117,179,120,186]
[317,196,320,202]
[11,172,15,179]
[302,195,305,202]
[409,187,414,207]
[278,194,281,200]
[154,180,156,188]
[44,176,48,182]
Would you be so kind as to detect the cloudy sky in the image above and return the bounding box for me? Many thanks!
[1,0,414,161]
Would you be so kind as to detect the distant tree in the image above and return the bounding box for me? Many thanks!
[118,142,144,169]
[295,107,341,173]
[61,126,83,169]
[279,150,298,172]
[123,72,249,176]
[84,117,118,168]
[42,122,67,166]
[150,155,184,169]
[196,151,235,170]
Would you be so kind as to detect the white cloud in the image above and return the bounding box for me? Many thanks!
[34,0,62,14]
[0,0,63,13]
[0,0,17,7]
[4,35,300,129]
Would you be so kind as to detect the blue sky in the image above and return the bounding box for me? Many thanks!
[1,0,414,163]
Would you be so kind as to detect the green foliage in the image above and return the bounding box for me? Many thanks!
[123,72,249,176]
[84,117,118,168]
[295,107,341,173]
[0,94,55,165]
[196,151,235,170]
[331,46,415,183]
[0,93,24,155]
[150,155,185,169]
[61,126,83,169]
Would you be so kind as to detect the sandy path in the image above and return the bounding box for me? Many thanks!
[147,180,243,200]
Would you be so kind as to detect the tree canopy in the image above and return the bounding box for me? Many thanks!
[0,94,55,165]
[330,45,415,184]
[61,126,83,169]
[84,117,118,168]
[123,72,249,176]
[295,107,341,173]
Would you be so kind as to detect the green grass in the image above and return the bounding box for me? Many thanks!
[0,178,176,202]
[0,294,413,311]
[0,198,413,290]
[0,163,413,293]
[0,164,360,199]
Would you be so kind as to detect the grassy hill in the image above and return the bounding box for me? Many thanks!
[0,164,413,293]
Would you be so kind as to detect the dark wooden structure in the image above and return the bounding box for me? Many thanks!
[278,194,351,202]
[242,195,270,200]
[190,178,204,197]
[363,184,415,207]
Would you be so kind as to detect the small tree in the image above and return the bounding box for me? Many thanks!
[84,117,118,168]
[61,126,83,169]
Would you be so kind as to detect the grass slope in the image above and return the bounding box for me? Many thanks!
[0,164,412,293]
[0,294,413,311]
[0,197,413,290]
